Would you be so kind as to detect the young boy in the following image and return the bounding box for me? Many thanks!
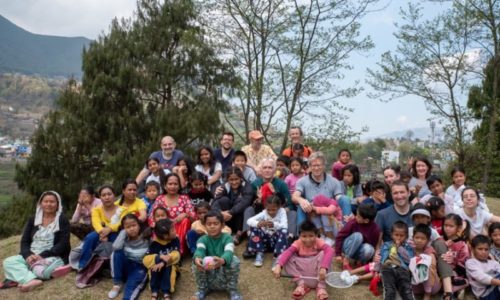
[142,181,160,215]
[417,175,454,214]
[331,149,351,180]
[232,150,257,183]
[360,181,390,212]
[275,155,290,180]
[143,218,181,300]
[335,204,380,271]
[192,210,242,300]
[186,202,232,254]
[465,235,500,300]
[379,221,415,300]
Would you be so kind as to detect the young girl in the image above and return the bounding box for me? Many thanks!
[149,174,195,256]
[338,164,364,219]
[117,179,147,222]
[426,197,446,236]
[195,146,222,193]
[143,218,180,300]
[442,214,470,294]
[458,187,500,238]
[71,186,102,240]
[284,157,305,195]
[331,149,351,180]
[445,166,466,207]
[246,195,288,267]
[172,156,194,194]
[273,220,333,300]
[192,210,242,300]
[488,222,500,262]
[410,224,441,300]
[145,157,171,192]
[188,172,213,206]
[465,235,500,300]
[186,202,232,254]
[142,181,160,216]
[108,214,150,300]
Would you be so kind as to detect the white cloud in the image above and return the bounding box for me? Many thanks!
[397,115,408,124]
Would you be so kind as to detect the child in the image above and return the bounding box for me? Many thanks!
[143,219,181,300]
[445,166,466,208]
[108,214,150,300]
[310,194,342,246]
[331,149,351,180]
[273,220,333,300]
[442,214,470,294]
[284,157,305,195]
[172,156,194,193]
[379,221,415,300]
[191,210,242,300]
[195,146,222,192]
[410,224,441,300]
[246,195,288,267]
[232,150,257,183]
[426,196,446,236]
[70,186,102,240]
[145,157,171,191]
[337,164,364,219]
[488,222,500,262]
[188,172,213,206]
[276,155,291,180]
[465,235,500,300]
[186,202,232,254]
[419,175,454,214]
[142,181,160,216]
[458,187,500,238]
[360,180,390,212]
[335,204,379,272]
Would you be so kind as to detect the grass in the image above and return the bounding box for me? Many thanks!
[0,161,17,205]
[0,199,499,300]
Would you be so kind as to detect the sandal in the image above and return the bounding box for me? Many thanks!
[316,287,328,300]
[0,279,18,289]
[292,284,311,300]
[232,233,242,245]
[151,292,158,300]
[162,293,172,300]
[442,292,453,300]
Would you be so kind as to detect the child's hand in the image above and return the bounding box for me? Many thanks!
[194,257,204,272]
[257,221,267,228]
[214,186,224,197]
[151,262,164,272]
[441,251,454,264]
[373,250,381,263]
[160,254,171,264]
[266,221,274,228]
[212,256,225,269]
[273,264,282,278]
[319,268,327,281]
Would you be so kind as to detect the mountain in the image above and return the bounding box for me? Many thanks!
[0,15,91,77]
[372,126,444,141]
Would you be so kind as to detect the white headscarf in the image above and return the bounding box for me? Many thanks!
[34,190,63,232]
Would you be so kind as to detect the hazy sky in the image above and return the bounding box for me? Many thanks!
[0,0,456,139]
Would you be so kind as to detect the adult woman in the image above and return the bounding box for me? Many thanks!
[212,167,255,244]
[195,146,223,193]
[383,164,401,204]
[70,185,102,240]
[172,156,194,194]
[148,173,195,255]
[116,179,147,222]
[458,187,500,238]
[2,191,71,292]
[408,157,432,199]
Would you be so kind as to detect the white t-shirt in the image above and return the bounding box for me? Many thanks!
[458,208,493,237]
[145,169,171,186]
[195,162,222,183]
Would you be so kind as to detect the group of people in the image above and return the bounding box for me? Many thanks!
[1,128,500,300]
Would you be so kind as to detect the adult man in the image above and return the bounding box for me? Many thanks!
[214,132,235,173]
[135,136,184,183]
[281,126,313,158]
[241,130,277,171]
[375,180,412,242]
[292,151,342,245]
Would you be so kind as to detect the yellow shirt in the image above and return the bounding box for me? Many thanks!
[241,144,277,169]
[115,198,147,216]
[91,205,127,232]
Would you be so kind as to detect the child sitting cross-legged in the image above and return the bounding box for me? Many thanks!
[143,218,181,300]
[273,220,333,300]
[246,195,289,268]
[379,221,415,300]
[409,224,441,300]
[191,210,242,300]
[465,234,500,300]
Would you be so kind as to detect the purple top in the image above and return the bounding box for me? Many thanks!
[335,219,380,255]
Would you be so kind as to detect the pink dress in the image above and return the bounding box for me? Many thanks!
[285,173,305,194]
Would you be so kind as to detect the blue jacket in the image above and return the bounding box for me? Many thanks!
[380,240,414,270]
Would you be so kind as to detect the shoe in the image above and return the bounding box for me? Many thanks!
[107,285,121,299]
[242,249,256,259]
[230,291,243,300]
[51,264,72,278]
[254,252,264,267]
[192,290,207,300]
[351,275,359,284]
[0,279,18,289]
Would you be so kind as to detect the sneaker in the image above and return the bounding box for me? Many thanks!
[254,252,264,267]
[242,249,256,259]
[107,285,121,299]
[192,290,207,300]
[230,291,243,300]
[51,264,72,278]
[351,275,359,284]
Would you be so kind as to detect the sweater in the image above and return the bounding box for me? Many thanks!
[20,214,71,263]
[465,258,500,297]
[112,230,150,263]
[335,219,380,255]
[193,233,234,266]
[252,177,293,210]
[246,208,288,234]
[143,237,181,269]
[277,238,333,270]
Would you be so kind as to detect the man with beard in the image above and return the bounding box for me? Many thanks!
[214,132,235,173]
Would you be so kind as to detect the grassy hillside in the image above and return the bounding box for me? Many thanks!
[0,15,91,77]
[0,161,17,205]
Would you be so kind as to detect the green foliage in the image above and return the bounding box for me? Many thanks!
[15,0,236,213]
[0,192,36,238]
